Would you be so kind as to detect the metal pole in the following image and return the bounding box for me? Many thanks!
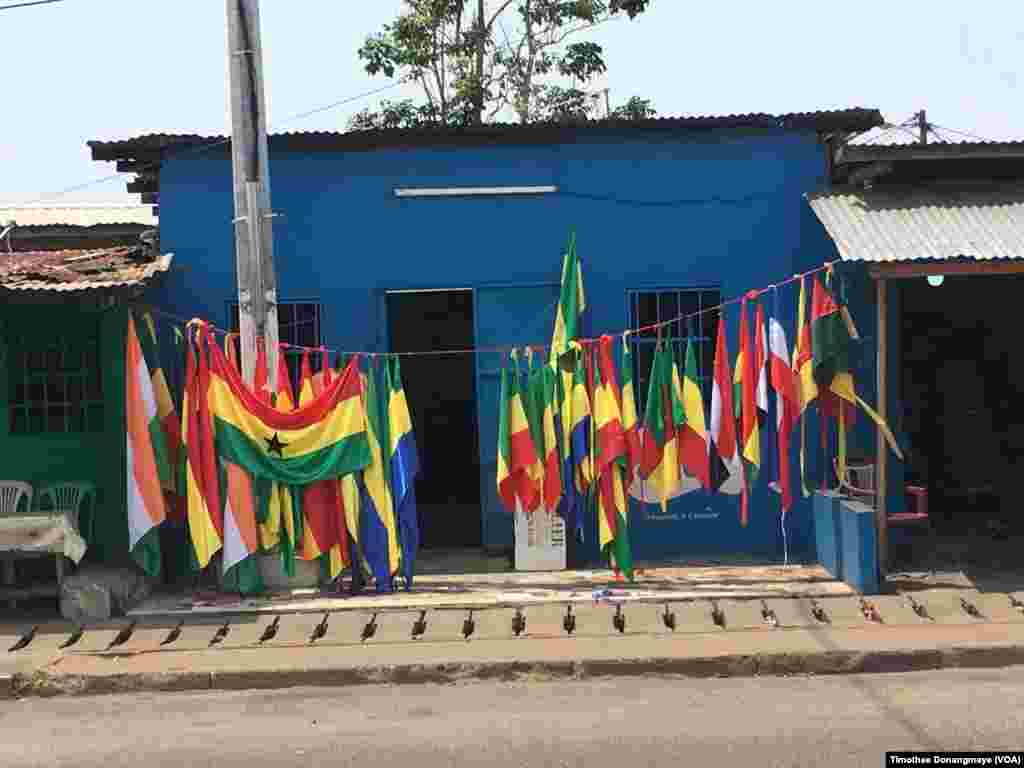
[917,110,928,145]
[226,0,278,389]
[875,277,889,577]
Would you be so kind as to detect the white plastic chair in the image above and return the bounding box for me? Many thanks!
[0,481,34,606]
[0,481,33,519]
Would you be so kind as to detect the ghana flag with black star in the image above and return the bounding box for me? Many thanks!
[205,340,371,493]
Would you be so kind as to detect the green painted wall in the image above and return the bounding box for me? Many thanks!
[0,304,128,564]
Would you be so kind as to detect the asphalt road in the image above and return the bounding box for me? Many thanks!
[2,668,1023,767]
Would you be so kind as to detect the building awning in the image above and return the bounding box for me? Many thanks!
[0,245,172,294]
[807,186,1024,264]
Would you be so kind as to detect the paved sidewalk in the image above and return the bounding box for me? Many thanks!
[127,564,855,618]
[4,587,1024,698]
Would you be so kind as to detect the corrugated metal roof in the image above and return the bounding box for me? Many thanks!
[807,186,1024,262]
[0,204,157,228]
[88,108,884,160]
[0,246,172,293]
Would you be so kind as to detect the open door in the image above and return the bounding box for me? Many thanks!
[474,283,560,553]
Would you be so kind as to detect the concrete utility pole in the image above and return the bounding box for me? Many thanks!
[226,0,278,389]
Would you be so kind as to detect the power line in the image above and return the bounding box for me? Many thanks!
[0,0,64,10]
[20,79,407,207]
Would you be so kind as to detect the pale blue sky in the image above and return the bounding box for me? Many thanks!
[1,0,1021,205]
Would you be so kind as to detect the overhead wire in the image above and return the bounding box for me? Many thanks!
[19,79,408,207]
[148,259,838,361]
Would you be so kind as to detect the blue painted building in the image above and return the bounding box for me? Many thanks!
[90,108,884,566]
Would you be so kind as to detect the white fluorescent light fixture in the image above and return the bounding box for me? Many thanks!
[926,274,945,287]
[395,185,558,198]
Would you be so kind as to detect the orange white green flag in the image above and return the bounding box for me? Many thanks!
[126,314,168,578]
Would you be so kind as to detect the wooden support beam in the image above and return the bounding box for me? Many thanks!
[869,261,1024,279]
[116,160,151,173]
[876,278,889,578]
[127,179,158,195]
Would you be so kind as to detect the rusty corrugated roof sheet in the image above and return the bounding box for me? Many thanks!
[807,186,1024,262]
[0,204,157,228]
[0,246,172,292]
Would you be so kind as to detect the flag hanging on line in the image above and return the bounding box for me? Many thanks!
[387,357,420,590]
[679,339,711,491]
[638,342,683,510]
[125,314,168,578]
[550,230,586,366]
[768,289,799,518]
[709,312,742,497]
[593,338,633,580]
[792,276,817,497]
[138,312,185,521]
[735,298,761,525]
[619,336,643,486]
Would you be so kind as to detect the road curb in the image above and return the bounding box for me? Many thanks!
[11,644,1024,698]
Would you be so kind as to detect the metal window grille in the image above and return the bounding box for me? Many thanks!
[229,301,322,395]
[627,288,721,414]
[7,325,104,435]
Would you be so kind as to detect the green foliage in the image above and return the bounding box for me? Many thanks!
[351,0,656,128]
[609,96,656,121]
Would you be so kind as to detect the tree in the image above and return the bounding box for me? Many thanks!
[351,0,655,129]
[609,96,656,121]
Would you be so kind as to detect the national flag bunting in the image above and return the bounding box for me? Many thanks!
[138,312,184,521]
[768,290,798,518]
[639,342,682,510]
[126,314,167,577]
[550,231,586,365]
[709,316,742,496]
[386,358,420,590]
[678,340,711,490]
[497,358,541,515]
[594,336,633,579]
[735,298,761,525]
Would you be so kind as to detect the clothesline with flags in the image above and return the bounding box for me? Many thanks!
[123,311,422,598]
[130,230,901,589]
[145,259,840,363]
[498,230,903,580]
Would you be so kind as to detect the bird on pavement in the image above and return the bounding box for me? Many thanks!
[661,604,676,632]
[612,604,626,634]
[209,620,231,647]
[8,626,37,653]
[258,616,281,644]
[361,614,378,643]
[512,608,527,637]
[810,600,830,624]
[711,601,726,629]
[59,625,85,650]
[960,597,984,619]
[563,605,576,636]
[107,621,137,651]
[761,600,779,628]
[411,611,427,640]
[160,621,184,646]
[907,595,931,621]
[1010,595,1024,613]
[309,613,329,644]
[462,610,475,641]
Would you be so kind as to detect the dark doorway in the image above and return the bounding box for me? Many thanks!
[387,290,481,549]
[899,274,1024,540]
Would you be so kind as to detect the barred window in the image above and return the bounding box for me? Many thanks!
[229,301,322,395]
[7,324,104,435]
[627,288,721,413]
